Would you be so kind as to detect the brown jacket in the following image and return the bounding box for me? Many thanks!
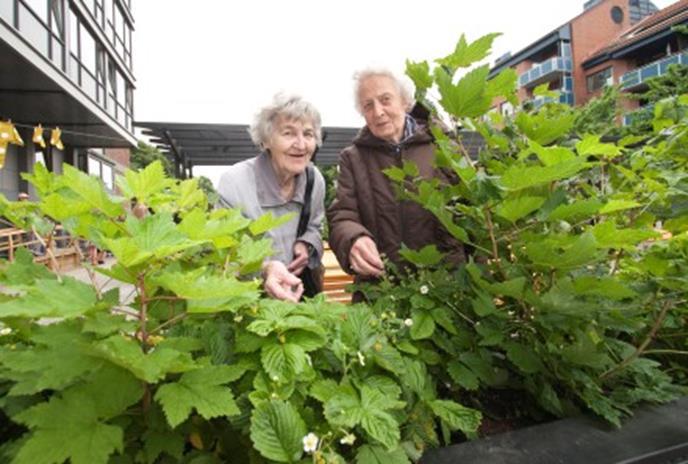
[327,120,465,284]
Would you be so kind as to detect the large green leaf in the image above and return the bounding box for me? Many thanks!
[153,268,259,302]
[526,232,600,269]
[410,310,435,340]
[496,196,546,222]
[116,161,174,202]
[436,65,492,118]
[250,400,306,463]
[429,399,482,433]
[356,445,410,464]
[572,276,636,300]
[548,198,602,221]
[500,158,588,191]
[13,394,123,464]
[249,211,295,236]
[405,60,433,92]
[576,135,622,158]
[515,111,575,146]
[261,343,307,381]
[0,277,98,319]
[504,342,544,373]
[398,244,445,267]
[155,365,241,428]
[436,33,501,70]
[93,335,195,382]
[61,164,124,218]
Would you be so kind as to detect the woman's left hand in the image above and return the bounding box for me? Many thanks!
[288,241,310,276]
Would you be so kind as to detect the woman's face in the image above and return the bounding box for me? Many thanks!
[265,115,317,179]
[358,75,408,143]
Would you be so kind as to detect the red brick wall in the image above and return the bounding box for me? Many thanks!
[104,148,130,168]
[571,0,632,105]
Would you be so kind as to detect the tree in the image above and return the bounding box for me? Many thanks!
[130,141,173,176]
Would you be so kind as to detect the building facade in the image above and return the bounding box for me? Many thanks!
[0,0,135,200]
[488,0,688,117]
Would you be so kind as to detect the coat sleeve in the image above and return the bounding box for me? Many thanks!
[297,166,325,268]
[326,151,373,273]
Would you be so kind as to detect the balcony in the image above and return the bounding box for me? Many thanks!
[519,56,573,89]
[528,91,574,110]
[621,51,688,91]
[622,105,654,126]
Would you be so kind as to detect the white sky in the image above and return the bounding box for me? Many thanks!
[131,0,675,181]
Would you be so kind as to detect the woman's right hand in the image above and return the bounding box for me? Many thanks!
[262,260,303,302]
[349,236,384,277]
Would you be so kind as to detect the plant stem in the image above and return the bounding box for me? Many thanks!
[111,306,139,318]
[643,349,688,356]
[150,312,187,335]
[600,299,672,379]
[32,225,62,283]
[483,207,504,278]
[137,274,149,350]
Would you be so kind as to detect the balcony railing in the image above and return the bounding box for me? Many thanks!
[622,105,654,126]
[519,56,573,88]
[621,51,688,90]
[528,91,574,109]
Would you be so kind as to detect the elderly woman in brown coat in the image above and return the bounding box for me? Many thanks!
[326,69,464,296]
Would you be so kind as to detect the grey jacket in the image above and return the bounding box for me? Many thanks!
[217,152,325,267]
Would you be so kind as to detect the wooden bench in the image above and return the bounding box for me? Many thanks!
[0,226,83,272]
[322,242,353,304]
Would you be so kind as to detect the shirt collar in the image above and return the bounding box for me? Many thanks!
[255,151,307,207]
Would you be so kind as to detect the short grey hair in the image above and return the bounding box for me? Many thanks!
[353,68,414,114]
[249,94,323,148]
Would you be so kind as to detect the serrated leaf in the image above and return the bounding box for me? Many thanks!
[447,362,479,390]
[429,399,482,433]
[591,221,658,249]
[153,269,259,301]
[61,164,124,218]
[515,111,575,146]
[576,134,622,158]
[410,311,435,340]
[261,343,307,381]
[1,247,53,285]
[14,394,122,464]
[356,445,410,464]
[238,236,275,273]
[250,400,306,463]
[310,379,339,403]
[155,365,241,428]
[398,244,445,266]
[572,276,636,300]
[116,161,174,202]
[0,277,98,319]
[93,335,195,382]
[405,59,433,92]
[501,158,587,191]
[436,65,492,118]
[504,342,544,373]
[599,199,641,215]
[529,140,576,166]
[437,32,501,70]
[526,232,600,269]
[496,196,546,222]
[249,212,295,236]
[548,198,602,221]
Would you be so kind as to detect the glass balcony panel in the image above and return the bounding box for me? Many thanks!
[640,65,659,80]
[542,60,553,74]
[659,55,679,73]
[0,1,15,25]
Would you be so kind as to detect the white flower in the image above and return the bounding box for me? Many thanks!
[420,285,429,295]
[356,351,366,367]
[404,318,414,327]
[271,375,279,382]
[302,432,319,453]
[0,327,11,336]
[340,432,356,445]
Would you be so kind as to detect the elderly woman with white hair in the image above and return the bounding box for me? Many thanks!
[327,69,465,300]
[217,94,325,302]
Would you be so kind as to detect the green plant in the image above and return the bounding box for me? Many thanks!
[358,32,688,428]
[0,161,481,464]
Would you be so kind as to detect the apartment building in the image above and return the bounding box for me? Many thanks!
[0,0,136,200]
[488,0,688,116]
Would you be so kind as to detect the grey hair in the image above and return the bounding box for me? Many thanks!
[248,94,323,148]
[353,68,414,114]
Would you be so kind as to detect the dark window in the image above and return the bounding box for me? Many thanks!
[611,6,624,24]
[587,67,613,92]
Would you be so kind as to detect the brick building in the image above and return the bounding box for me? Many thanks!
[489,0,688,116]
[0,0,136,200]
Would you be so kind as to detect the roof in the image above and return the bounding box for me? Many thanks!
[134,122,359,169]
[583,0,688,68]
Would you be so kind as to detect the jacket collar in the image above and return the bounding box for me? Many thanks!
[353,114,432,151]
[255,151,307,207]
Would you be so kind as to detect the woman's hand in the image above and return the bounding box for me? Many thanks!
[288,241,310,276]
[263,260,303,302]
[349,236,384,277]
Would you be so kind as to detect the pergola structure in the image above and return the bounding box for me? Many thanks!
[134,122,359,178]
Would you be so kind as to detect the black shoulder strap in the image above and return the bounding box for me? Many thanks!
[297,166,314,237]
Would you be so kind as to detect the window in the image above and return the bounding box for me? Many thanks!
[586,67,613,92]
[88,155,114,191]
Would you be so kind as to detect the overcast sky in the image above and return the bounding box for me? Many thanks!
[131,0,675,180]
